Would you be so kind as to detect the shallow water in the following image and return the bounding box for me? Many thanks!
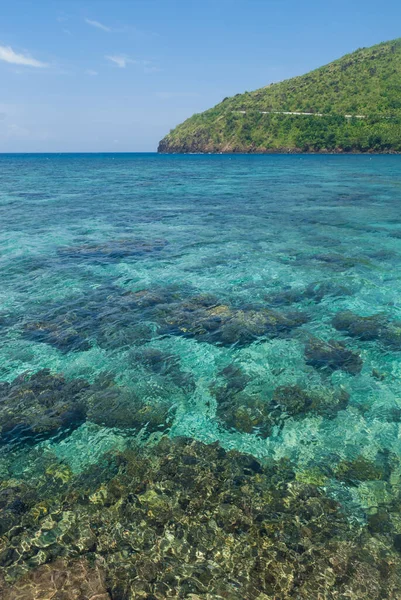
[2,153,401,597]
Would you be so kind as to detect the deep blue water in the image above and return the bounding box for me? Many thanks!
[2,153,401,597]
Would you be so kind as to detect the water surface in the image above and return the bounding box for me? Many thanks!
[1,154,401,598]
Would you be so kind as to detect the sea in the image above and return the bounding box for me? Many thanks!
[1,153,401,598]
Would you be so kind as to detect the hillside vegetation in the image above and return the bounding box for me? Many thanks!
[158,38,401,153]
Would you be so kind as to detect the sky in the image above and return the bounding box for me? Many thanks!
[0,0,400,152]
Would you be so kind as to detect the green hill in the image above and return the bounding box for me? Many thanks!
[158,38,401,154]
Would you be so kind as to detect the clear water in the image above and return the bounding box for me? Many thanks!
[2,153,401,597]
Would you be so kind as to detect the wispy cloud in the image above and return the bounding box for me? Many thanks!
[106,55,160,72]
[106,54,131,68]
[85,18,112,32]
[86,69,98,76]
[0,45,48,68]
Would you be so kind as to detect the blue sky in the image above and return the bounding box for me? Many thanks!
[0,0,399,152]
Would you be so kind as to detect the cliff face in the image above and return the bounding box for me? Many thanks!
[158,38,401,154]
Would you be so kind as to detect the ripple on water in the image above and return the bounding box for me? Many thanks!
[1,154,401,597]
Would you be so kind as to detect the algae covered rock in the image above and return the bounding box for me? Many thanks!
[2,437,401,599]
[85,375,176,434]
[267,281,352,307]
[212,364,349,437]
[130,347,195,391]
[22,319,92,353]
[216,391,273,437]
[0,370,89,444]
[272,383,349,419]
[333,310,401,349]
[1,558,110,600]
[157,294,308,346]
[21,285,308,354]
[335,455,385,485]
[211,364,272,437]
[305,336,363,374]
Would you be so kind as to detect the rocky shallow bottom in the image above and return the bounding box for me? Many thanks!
[2,436,401,600]
[3,154,401,598]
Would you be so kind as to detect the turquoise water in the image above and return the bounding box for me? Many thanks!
[2,153,401,597]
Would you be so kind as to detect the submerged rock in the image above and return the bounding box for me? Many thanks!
[0,369,177,446]
[1,558,110,600]
[0,370,89,444]
[58,237,168,261]
[22,320,92,353]
[333,310,401,349]
[130,347,195,391]
[21,285,308,353]
[212,366,349,437]
[86,384,175,433]
[267,281,352,306]
[335,455,384,485]
[305,336,363,374]
[1,437,401,599]
[271,383,349,419]
[157,295,308,346]
[216,391,273,437]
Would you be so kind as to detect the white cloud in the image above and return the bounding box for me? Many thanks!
[86,69,98,76]
[85,19,112,32]
[0,45,48,68]
[105,55,133,68]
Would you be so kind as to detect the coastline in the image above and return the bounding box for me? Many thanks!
[158,147,401,155]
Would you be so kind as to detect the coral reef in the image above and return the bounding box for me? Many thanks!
[267,280,352,306]
[304,336,363,374]
[0,369,176,446]
[333,310,401,349]
[271,383,349,419]
[130,347,195,392]
[0,370,89,444]
[211,365,272,436]
[216,390,273,437]
[156,293,309,346]
[311,253,373,271]
[21,286,309,353]
[335,455,386,485]
[212,365,349,437]
[21,284,155,353]
[85,379,175,433]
